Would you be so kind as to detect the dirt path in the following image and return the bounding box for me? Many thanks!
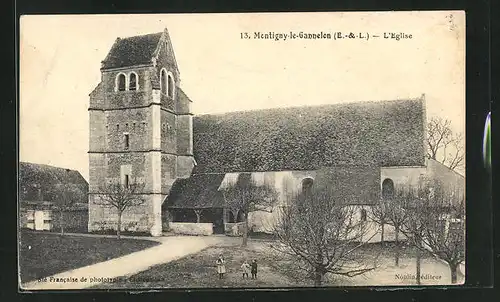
[21,236,225,290]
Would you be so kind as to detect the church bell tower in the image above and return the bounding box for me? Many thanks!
[88,28,195,236]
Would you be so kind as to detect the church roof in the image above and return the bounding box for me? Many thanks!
[19,162,89,204]
[192,97,426,174]
[101,32,163,70]
[163,174,226,209]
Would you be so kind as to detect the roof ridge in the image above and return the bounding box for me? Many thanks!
[195,97,424,117]
[118,32,163,40]
[19,161,82,175]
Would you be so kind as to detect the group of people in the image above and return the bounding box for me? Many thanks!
[216,254,258,280]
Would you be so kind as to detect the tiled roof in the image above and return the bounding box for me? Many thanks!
[192,98,426,174]
[19,162,89,204]
[101,32,163,70]
[163,174,226,209]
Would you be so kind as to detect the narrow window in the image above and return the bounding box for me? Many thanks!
[167,74,174,98]
[117,73,126,91]
[382,178,395,199]
[124,174,130,188]
[124,134,130,150]
[360,209,367,221]
[129,73,137,91]
[133,122,136,130]
[160,69,167,95]
[116,124,119,131]
[301,178,314,205]
[302,178,314,195]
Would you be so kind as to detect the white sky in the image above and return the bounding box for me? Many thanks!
[19,12,465,181]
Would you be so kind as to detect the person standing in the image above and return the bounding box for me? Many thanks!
[216,254,226,279]
[241,260,251,279]
[251,259,258,279]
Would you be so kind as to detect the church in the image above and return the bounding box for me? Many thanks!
[88,28,464,237]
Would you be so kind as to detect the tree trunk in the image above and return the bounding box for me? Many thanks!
[450,262,458,284]
[60,210,65,236]
[415,239,421,285]
[380,221,385,246]
[232,209,239,223]
[394,226,400,266]
[117,211,122,240]
[194,209,202,223]
[314,268,323,286]
[242,212,248,247]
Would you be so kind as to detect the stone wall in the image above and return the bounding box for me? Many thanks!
[161,154,177,194]
[176,115,193,155]
[426,158,465,195]
[176,155,195,179]
[380,158,465,196]
[105,108,152,151]
[20,207,88,233]
[161,110,177,153]
[380,165,427,191]
[169,222,213,236]
[101,67,153,109]
[88,193,158,233]
[89,110,106,152]
[224,222,246,236]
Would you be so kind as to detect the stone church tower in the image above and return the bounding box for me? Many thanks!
[88,28,195,236]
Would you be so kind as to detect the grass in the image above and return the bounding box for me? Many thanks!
[19,230,160,283]
[93,238,461,288]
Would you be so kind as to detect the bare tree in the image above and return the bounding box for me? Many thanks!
[403,207,425,283]
[96,178,146,239]
[403,181,465,284]
[51,183,85,235]
[427,117,465,172]
[400,180,465,284]
[368,199,390,246]
[221,173,279,246]
[385,190,413,267]
[272,183,375,286]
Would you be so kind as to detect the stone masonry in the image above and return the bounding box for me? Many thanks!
[88,29,195,236]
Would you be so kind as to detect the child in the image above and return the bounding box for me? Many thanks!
[216,254,226,279]
[251,259,258,279]
[241,260,251,279]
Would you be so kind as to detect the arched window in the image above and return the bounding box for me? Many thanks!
[167,74,174,98]
[302,178,314,194]
[301,178,314,204]
[129,72,138,91]
[116,73,126,91]
[382,178,395,199]
[160,69,168,95]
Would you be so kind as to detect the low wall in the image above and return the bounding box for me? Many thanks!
[169,222,213,236]
[224,222,245,236]
[20,208,89,233]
